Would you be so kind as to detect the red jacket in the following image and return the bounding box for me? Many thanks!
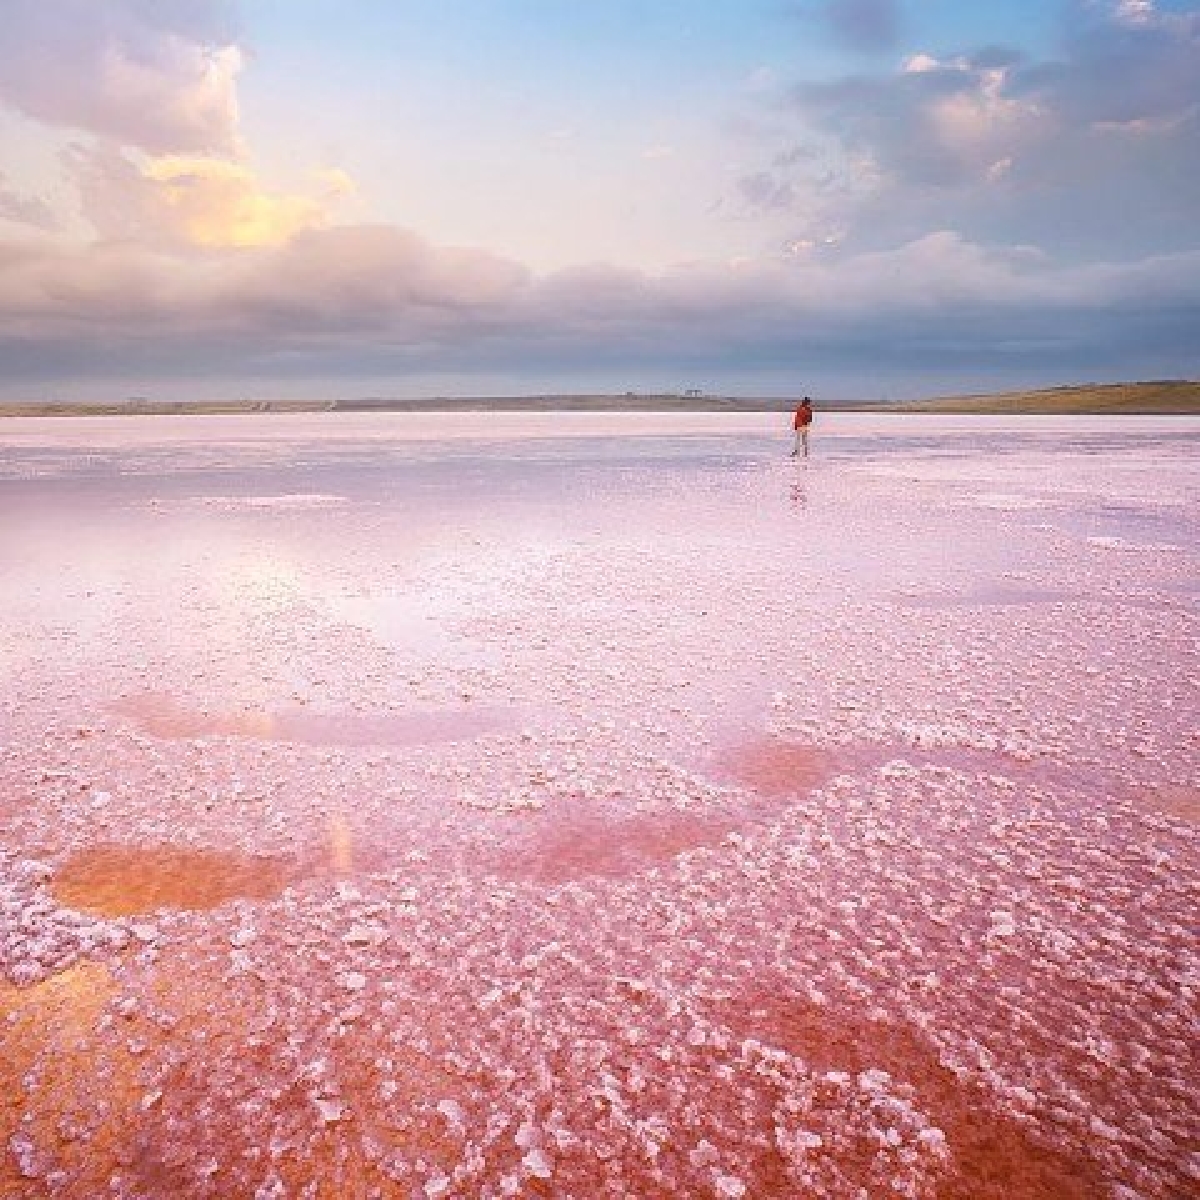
[794,404,813,429]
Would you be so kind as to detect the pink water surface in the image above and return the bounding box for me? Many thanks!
[1,413,1197,1199]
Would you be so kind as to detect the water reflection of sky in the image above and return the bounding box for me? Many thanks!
[1,413,1195,692]
[2,414,1195,562]
[1,412,1198,477]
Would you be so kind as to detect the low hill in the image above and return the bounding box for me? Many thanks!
[877,380,1200,415]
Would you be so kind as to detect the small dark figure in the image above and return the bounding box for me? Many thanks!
[791,397,813,457]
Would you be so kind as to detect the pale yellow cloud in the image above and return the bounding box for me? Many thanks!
[139,156,340,248]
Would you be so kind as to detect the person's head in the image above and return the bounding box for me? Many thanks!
[803,396,812,406]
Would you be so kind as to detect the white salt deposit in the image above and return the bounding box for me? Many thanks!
[0,412,1196,1198]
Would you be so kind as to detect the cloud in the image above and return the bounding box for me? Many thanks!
[0,175,58,231]
[70,144,353,249]
[0,223,531,342]
[139,157,339,248]
[1114,0,1155,23]
[227,226,532,333]
[822,0,902,53]
[0,220,1195,388]
[0,0,241,154]
[738,172,797,211]
[0,0,1194,395]
[756,1,1200,262]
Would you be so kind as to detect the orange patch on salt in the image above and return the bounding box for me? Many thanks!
[1133,783,1199,824]
[506,807,730,884]
[328,810,356,874]
[0,962,140,1195]
[52,844,291,916]
[113,694,514,747]
[733,993,1107,1200]
[498,740,847,885]
[714,737,841,797]
[1,950,473,1199]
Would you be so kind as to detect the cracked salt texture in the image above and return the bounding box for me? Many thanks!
[0,412,1196,1198]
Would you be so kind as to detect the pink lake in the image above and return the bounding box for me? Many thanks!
[1,412,1197,1198]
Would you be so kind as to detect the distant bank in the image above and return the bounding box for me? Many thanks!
[865,380,1199,415]
[0,393,786,417]
[1,380,1196,418]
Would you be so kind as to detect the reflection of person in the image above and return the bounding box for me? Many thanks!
[791,396,813,457]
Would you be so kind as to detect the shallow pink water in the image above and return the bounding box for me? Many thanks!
[1,413,1197,1198]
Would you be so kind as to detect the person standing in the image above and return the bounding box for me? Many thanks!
[791,396,813,457]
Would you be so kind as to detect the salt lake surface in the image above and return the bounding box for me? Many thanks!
[1,412,1197,1198]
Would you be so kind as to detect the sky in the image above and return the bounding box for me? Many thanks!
[0,0,1197,400]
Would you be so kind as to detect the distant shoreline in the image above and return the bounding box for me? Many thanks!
[1,380,1196,418]
[0,395,792,418]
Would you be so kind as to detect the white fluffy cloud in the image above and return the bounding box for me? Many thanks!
[0,0,242,154]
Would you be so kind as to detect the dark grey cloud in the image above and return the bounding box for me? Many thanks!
[761,2,1200,263]
[738,172,797,210]
[822,0,902,53]
[0,221,1195,393]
